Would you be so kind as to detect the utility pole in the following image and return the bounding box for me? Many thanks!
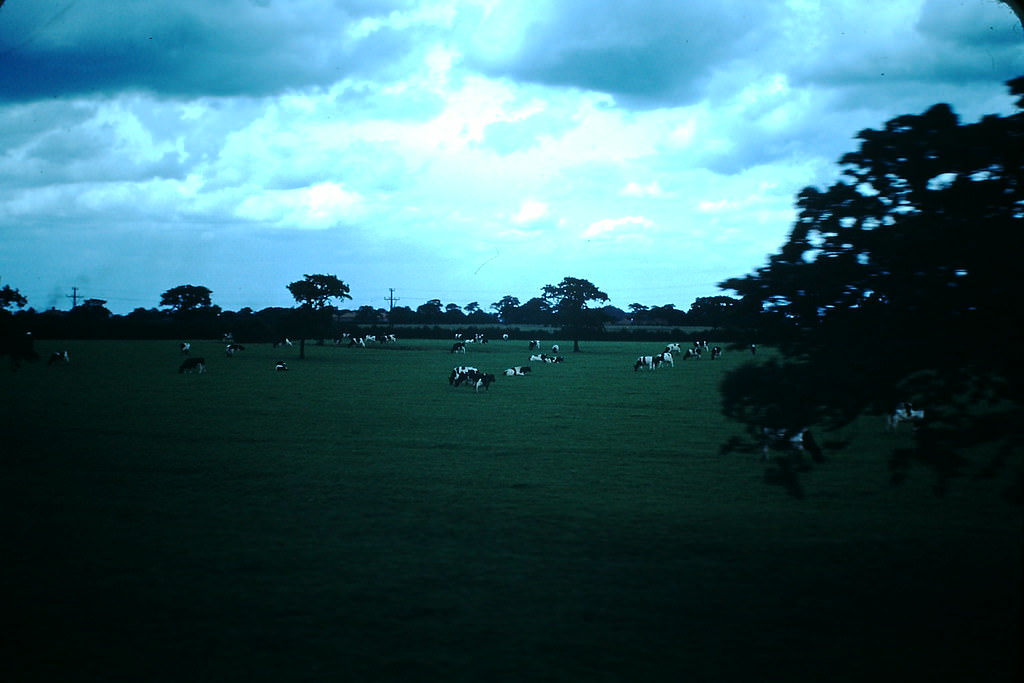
[66,286,80,309]
[385,288,400,312]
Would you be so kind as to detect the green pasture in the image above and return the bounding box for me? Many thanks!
[3,339,1020,682]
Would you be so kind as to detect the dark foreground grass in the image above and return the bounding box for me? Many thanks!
[3,340,1020,682]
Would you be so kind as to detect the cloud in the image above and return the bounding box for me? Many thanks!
[0,0,1020,316]
[581,215,655,240]
[0,0,446,102]
[463,0,780,107]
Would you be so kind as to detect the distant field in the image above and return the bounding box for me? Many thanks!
[3,339,1020,682]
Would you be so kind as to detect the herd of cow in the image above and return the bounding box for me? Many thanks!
[3,329,926,463]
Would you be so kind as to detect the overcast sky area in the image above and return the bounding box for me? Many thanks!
[1,1,1021,315]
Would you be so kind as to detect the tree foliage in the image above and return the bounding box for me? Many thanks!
[1,284,28,312]
[286,274,351,310]
[542,277,610,351]
[159,285,214,313]
[720,78,1024,488]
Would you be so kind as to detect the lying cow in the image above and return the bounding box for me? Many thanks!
[179,357,206,374]
[275,361,289,371]
[504,366,532,376]
[225,343,246,357]
[48,350,70,366]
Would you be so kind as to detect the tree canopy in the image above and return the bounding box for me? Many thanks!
[542,277,610,351]
[720,77,1024,490]
[159,284,213,313]
[286,274,352,310]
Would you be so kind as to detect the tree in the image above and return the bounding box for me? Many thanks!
[286,274,352,358]
[719,78,1024,491]
[491,295,521,322]
[687,296,741,327]
[1,284,28,312]
[628,303,649,323]
[160,285,213,313]
[541,277,610,352]
[286,274,351,311]
[416,299,444,323]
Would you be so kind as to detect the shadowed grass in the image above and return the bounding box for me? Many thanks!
[3,339,1019,682]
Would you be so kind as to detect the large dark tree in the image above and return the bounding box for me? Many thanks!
[159,285,214,313]
[286,274,352,358]
[1,284,28,312]
[541,277,610,352]
[720,78,1023,491]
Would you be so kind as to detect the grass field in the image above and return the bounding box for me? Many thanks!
[3,339,1020,682]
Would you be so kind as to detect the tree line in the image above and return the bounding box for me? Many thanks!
[0,277,749,342]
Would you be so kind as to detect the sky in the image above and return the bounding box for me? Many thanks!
[1,1,1021,316]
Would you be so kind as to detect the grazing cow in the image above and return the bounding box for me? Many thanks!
[710,346,722,360]
[634,355,660,371]
[664,343,681,355]
[48,350,70,366]
[273,338,293,348]
[225,343,245,357]
[528,340,541,351]
[504,366,532,376]
[887,403,924,431]
[449,366,494,391]
[178,357,206,374]
[449,366,478,384]
[180,342,191,353]
[348,336,366,348]
[762,427,824,463]
[451,341,467,354]
[551,344,559,354]
[222,333,234,342]
[683,349,701,360]
[275,361,289,371]
[656,351,673,367]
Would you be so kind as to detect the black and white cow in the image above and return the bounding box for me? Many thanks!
[887,403,924,431]
[348,336,367,348]
[634,355,661,371]
[451,341,467,354]
[275,361,289,371]
[710,346,722,360]
[528,340,541,351]
[225,343,245,357]
[180,342,191,354]
[178,357,206,374]
[664,343,681,355]
[48,350,70,366]
[683,349,701,360]
[449,366,495,392]
[504,366,532,376]
[273,338,293,348]
[656,351,673,367]
[762,427,824,463]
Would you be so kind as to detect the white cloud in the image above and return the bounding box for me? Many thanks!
[582,215,655,240]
